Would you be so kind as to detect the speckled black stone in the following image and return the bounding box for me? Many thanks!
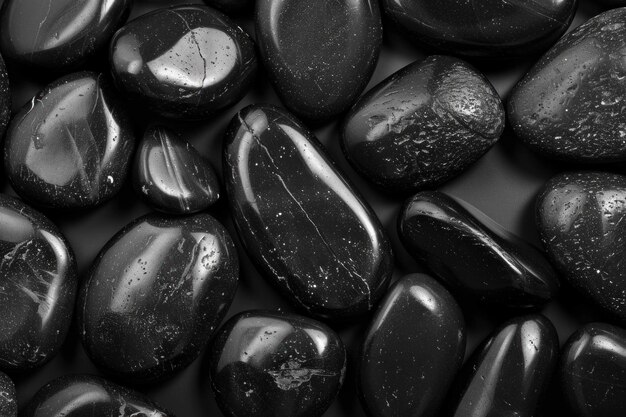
[0,194,77,371]
[382,0,576,57]
[110,5,258,120]
[133,126,220,214]
[561,323,626,417]
[77,213,239,383]
[399,191,560,309]
[0,55,10,140]
[202,0,254,14]
[255,0,382,122]
[358,274,466,417]
[342,55,505,194]
[209,310,346,417]
[536,172,626,322]
[224,104,394,320]
[0,371,17,417]
[509,8,626,163]
[4,72,135,210]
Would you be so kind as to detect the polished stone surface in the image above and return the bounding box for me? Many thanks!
[255,0,382,122]
[0,55,10,140]
[399,191,560,308]
[110,5,258,120]
[77,213,239,383]
[359,273,466,417]
[224,104,393,320]
[209,310,346,417]
[342,55,504,194]
[0,371,16,417]
[202,0,254,14]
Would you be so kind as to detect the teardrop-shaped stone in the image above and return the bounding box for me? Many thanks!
[224,104,393,320]
[110,5,258,120]
[358,273,466,417]
[77,213,239,383]
[342,55,504,193]
[0,372,16,417]
[0,55,10,140]
[133,126,220,214]
[509,8,626,163]
[0,194,77,371]
[399,191,559,308]
[209,310,346,417]
[4,72,135,210]
[255,0,382,122]
[202,0,254,14]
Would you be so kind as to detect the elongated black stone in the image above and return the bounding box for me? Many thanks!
[0,55,10,140]
[0,372,16,417]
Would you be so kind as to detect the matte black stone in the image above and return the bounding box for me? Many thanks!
[0,0,131,72]
[0,194,77,371]
[342,55,505,194]
[110,5,258,120]
[358,273,466,417]
[536,171,626,322]
[0,371,17,417]
[399,191,560,308]
[133,126,221,214]
[224,104,393,320]
[77,213,239,383]
[4,72,135,210]
[561,322,626,417]
[202,0,254,14]
[509,8,626,163]
[382,0,576,57]
[209,310,346,417]
[0,55,10,140]
[255,0,382,122]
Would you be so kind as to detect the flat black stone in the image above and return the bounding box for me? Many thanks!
[0,55,10,140]
[77,213,239,383]
[0,372,16,417]
[202,0,254,14]
[342,55,504,194]
[224,104,394,320]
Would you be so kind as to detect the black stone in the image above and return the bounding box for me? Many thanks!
[133,126,220,214]
[509,8,626,163]
[77,213,239,383]
[358,273,466,417]
[202,0,254,14]
[110,5,258,120]
[224,104,393,320]
[594,0,626,6]
[399,191,560,309]
[209,310,346,417]
[255,0,382,122]
[0,54,10,140]
[0,371,16,417]
[342,55,504,194]
[4,72,135,210]
[0,194,77,371]
[561,322,626,417]
[381,0,576,57]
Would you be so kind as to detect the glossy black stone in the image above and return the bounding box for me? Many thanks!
[209,310,346,417]
[0,371,16,417]
[382,0,576,57]
[0,0,131,72]
[224,104,393,320]
[110,5,258,120]
[399,191,560,308]
[202,0,254,14]
[443,315,559,417]
[342,55,505,194]
[0,55,10,140]
[536,172,626,322]
[509,8,626,163]
[133,126,221,214]
[4,72,135,210]
[22,374,175,417]
[255,0,382,122]
[0,194,77,371]
[358,273,466,417]
[561,323,626,417]
[77,213,239,383]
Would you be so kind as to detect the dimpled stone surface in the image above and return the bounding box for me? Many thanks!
[0,371,16,417]
[0,55,10,140]
[202,0,254,14]
[342,55,505,194]
[399,191,560,308]
[536,172,626,322]
[110,5,258,120]
[209,310,346,417]
[255,0,382,122]
[509,8,626,163]
[224,104,393,320]
[359,274,466,417]
[77,213,238,383]
[0,194,77,371]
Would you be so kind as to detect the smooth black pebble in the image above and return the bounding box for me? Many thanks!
[0,371,16,417]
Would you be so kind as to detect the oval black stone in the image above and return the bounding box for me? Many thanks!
[0,372,16,417]
[342,55,504,194]
[224,104,394,320]
[202,0,254,14]
[0,55,10,140]
[209,310,346,417]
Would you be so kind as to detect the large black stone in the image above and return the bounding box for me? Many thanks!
[0,54,10,140]
[0,371,16,417]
